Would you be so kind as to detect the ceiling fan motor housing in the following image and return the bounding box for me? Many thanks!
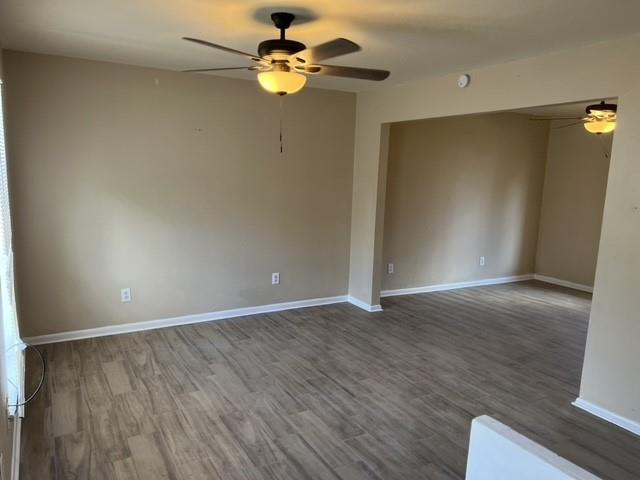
[258,39,306,59]
[586,101,617,115]
[259,12,306,61]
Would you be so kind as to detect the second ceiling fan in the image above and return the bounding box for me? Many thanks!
[530,101,617,135]
[183,12,390,95]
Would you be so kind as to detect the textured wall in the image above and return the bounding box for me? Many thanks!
[3,51,356,337]
[383,113,548,291]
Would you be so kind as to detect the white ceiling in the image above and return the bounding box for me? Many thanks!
[2,1,640,92]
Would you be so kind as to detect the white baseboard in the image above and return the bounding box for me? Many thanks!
[21,274,592,345]
[11,416,21,480]
[347,296,383,312]
[24,295,348,345]
[380,274,534,298]
[533,274,593,293]
[572,397,640,437]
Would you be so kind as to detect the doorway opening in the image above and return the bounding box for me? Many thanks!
[380,98,615,298]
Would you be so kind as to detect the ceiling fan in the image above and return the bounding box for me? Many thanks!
[531,101,617,135]
[182,12,390,95]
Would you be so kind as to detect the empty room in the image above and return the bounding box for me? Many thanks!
[1,2,640,480]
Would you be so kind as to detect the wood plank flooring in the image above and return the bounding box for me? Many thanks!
[20,281,640,479]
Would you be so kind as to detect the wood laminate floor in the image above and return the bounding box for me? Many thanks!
[20,281,640,479]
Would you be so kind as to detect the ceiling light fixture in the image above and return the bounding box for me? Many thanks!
[257,70,307,96]
[583,118,616,134]
[530,100,617,135]
[583,101,617,135]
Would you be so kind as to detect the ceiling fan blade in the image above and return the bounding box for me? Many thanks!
[554,121,585,129]
[529,116,583,121]
[182,66,259,73]
[291,38,361,64]
[183,37,266,64]
[298,64,390,81]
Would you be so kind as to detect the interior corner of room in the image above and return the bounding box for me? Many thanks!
[1,4,640,479]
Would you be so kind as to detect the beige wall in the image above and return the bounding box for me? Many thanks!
[348,33,640,424]
[535,121,612,287]
[382,113,548,291]
[3,51,356,338]
[580,88,640,423]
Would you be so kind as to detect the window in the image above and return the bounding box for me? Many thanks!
[0,78,24,416]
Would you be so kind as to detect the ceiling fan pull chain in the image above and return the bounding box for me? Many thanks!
[279,95,284,154]
[598,135,610,160]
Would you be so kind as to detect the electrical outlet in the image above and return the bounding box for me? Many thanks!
[479,256,486,267]
[121,287,132,303]
[271,272,280,285]
[387,263,394,274]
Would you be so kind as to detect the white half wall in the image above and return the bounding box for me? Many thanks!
[466,416,600,480]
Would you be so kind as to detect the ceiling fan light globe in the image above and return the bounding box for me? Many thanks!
[257,71,306,95]
[584,119,616,134]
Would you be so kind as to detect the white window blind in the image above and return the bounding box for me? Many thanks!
[0,78,24,416]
